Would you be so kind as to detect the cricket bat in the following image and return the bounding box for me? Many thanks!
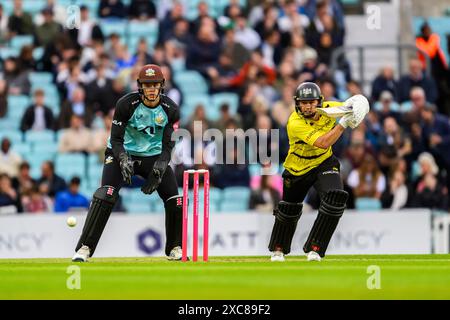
[316,105,353,118]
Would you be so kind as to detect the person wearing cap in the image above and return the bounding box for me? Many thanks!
[72,64,184,262]
[35,7,62,47]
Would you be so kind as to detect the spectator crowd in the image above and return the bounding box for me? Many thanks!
[0,0,450,214]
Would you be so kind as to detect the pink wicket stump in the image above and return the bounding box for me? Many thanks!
[181,169,210,262]
[203,170,209,262]
[192,171,199,261]
[182,171,189,262]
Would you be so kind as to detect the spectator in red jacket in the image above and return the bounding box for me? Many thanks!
[226,50,277,88]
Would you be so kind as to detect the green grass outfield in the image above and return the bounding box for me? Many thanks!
[1,255,450,300]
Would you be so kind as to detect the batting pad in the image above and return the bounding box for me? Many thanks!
[75,186,118,255]
[268,202,303,254]
[164,195,183,256]
[303,190,348,257]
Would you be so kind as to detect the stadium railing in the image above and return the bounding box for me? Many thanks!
[329,44,431,90]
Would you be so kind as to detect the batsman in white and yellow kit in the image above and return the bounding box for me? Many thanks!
[268,82,369,261]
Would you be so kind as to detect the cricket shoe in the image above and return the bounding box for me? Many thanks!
[270,250,285,262]
[167,246,184,261]
[72,245,91,262]
[306,251,321,261]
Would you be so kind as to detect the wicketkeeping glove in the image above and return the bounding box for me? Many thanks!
[119,152,134,185]
[141,158,169,195]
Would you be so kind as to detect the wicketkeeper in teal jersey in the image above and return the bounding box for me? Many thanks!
[72,64,183,262]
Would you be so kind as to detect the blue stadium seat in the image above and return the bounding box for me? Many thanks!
[99,20,128,37]
[210,93,240,121]
[174,71,208,95]
[125,201,153,214]
[6,95,30,123]
[40,142,58,153]
[29,72,53,84]
[55,130,65,144]
[88,153,103,166]
[24,130,55,144]
[373,101,400,112]
[10,35,34,50]
[248,164,261,177]
[31,84,59,100]
[23,0,46,14]
[121,189,152,213]
[0,118,19,131]
[221,187,250,212]
[6,107,26,123]
[0,129,23,144]
[55,153,86,181]
[170,58,186,72]
[150,194,165,213]
[79,181,95,201]
[11,143,32,157]
[399,101,413,113]
[355,198,382,211]
[33,142,58,155]
[44,96,60,114]
[128,20,158,37]
[410,161,421,180]
[32,47,44,61]
[220,201,249,212]
[22,153,56,179]
[206,187,222,212]
[181,94,210,121]
[7,95,30,110]
[87,164,103,188]
[1,1,14,15]
[222,187,251,200]
[0,48,19,59]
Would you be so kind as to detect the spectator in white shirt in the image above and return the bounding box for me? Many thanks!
[277,0,310,34]
[75,5,105,47]
[347,153,386,200]
[234,14,261,51]
[381,170,408,210]
[0,138,23,178]
[58,115,93,153]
